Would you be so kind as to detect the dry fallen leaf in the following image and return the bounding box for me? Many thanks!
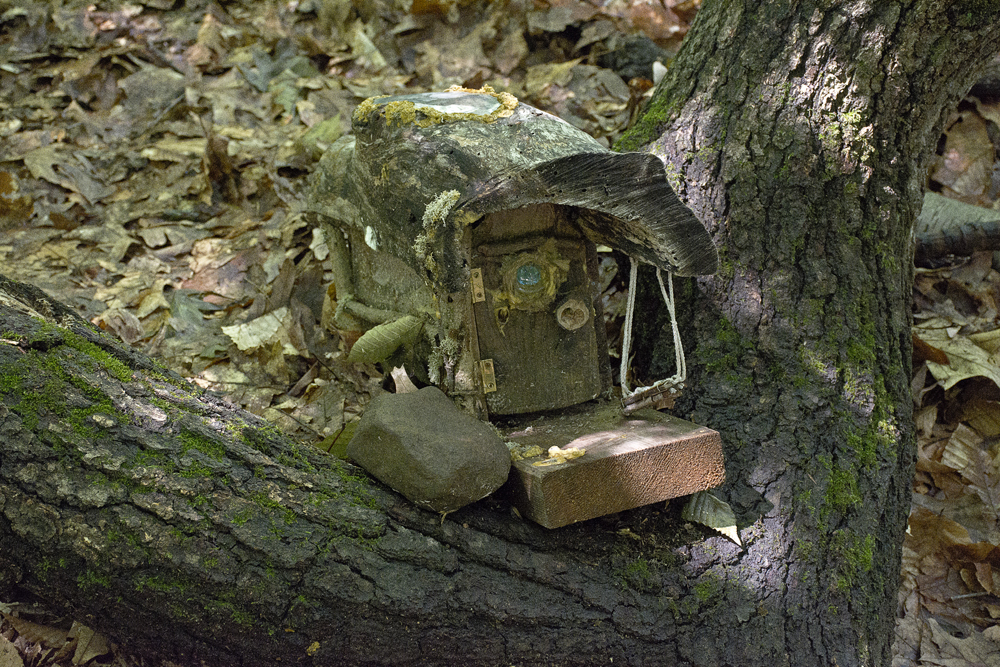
[931,110,995,203]
[1,612,68,648]
[682,490,741,546]
[68,620,109,665]
[0,634,23,667]
[915,318,1000,390]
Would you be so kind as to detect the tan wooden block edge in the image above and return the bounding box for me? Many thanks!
[503,408,725,529]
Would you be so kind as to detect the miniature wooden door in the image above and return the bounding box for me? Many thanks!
[470,204,610,415]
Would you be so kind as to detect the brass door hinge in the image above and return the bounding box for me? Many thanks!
[479,359,497,393]
[470,268,485,303]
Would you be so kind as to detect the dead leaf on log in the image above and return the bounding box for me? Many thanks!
[0,634,23,667]
[0,613,68,649]
[67,621,110,665]
[682,491,741,546]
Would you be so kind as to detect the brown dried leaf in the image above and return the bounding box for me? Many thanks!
[492,29,528,75]
[908,507,971,557]
[94,307,144,345]
[913,332,950,365]
[931,110,995,200]
[969,328,1000,356]
[0,171,34,228]
[0,613,68,648]
[923,617,999,663]
[68,620,109,665]
[942,424,1000,513]
[963,399,1000,438]
[915,318,1000,390]
[0,634,23,667]
[915,404,939,439]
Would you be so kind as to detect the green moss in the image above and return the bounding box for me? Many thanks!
[0,371,19,393]
[698,317,754,378]
[133,448,170,468]
[179,428,226,460]
[832,531,875,591]
[614,85,684,152]
[796,539,815,561]
[1,331,131,447]
[693,574,721,603]
[846,340,874,368]
[840,110,862,127]
[251,492,282,511]
[134,574,186,593]
[12,390,43,430]
[36,557,57,582]
[60,329,133,382]
[232,507,254,526]
[619,559,654,590]
[77,569,111,592]
[825,465,861,515]
[206,600,255,628]
[180,460,214,478]
[167,603,198,623]
[661,161,682,192]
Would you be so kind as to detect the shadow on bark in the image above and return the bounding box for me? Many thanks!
[0,274,776,666]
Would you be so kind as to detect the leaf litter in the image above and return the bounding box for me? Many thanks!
[898,79,1000,664]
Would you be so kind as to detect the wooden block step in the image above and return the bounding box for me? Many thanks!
[502,403,724,529]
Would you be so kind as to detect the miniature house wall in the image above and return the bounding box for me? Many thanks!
[332,200,610,417]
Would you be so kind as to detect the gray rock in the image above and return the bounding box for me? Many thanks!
[347,387,511,513]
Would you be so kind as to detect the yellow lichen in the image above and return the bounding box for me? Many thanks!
[507,443,545,462]
[532,446,586,467]
[354,85,519,129]
[352,95,390,125]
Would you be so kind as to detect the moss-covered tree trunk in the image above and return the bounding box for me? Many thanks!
[616,1,1000,665]
[0,274,714,667]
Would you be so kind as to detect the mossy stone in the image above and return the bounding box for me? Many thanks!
[347,387,510,513]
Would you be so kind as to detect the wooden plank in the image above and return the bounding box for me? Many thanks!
[503,404,725,528]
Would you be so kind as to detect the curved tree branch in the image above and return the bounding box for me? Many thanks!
[0,274,736,666]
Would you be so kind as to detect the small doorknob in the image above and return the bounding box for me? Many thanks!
[556,298,589,331]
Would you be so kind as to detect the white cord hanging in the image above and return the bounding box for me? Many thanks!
[619,256,686,406]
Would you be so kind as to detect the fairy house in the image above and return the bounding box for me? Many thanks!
[309,86,725,527]
[309,85,716,416]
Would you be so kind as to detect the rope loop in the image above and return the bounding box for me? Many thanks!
[620,257,686,406]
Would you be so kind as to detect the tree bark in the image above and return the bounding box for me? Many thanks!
[0,273,705,667]
[616,2,1000,665]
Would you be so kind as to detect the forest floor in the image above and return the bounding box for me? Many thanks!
[0,1,997,665]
